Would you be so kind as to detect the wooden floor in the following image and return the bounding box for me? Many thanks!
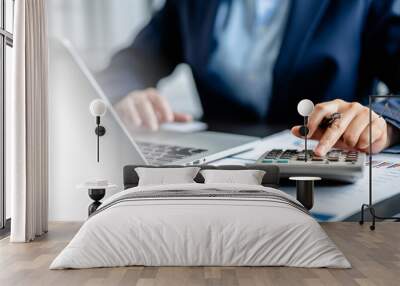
[0,222,399,286]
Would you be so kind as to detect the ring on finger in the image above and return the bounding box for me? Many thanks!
[319,112,342,129]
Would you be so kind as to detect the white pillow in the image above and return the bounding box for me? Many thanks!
[135,167,200,186]
[200,169,266,185]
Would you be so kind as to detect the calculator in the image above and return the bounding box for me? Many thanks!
[256,149,365,182]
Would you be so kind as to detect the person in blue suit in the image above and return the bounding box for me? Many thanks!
[97,0,400,155]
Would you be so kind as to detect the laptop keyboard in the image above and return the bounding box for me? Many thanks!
[136,141,208,165]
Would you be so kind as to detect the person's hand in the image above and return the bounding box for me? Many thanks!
[291,99,392,155]
[114,88,192,131]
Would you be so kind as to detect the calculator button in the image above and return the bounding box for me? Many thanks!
[312,157,324,161]
[264,149,283,159]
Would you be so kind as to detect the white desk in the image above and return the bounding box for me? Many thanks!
[213,131,400,221]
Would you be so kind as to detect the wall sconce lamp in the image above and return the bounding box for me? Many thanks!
[89,99,107,162]
[297,99,315,161]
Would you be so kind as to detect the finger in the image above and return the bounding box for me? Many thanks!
[292,124,359,152]
[135,97,159,131]
[293,124,361,151]
[332,138,359,151]
[371,135,388,153]
[115,97,142,127]
[333,140,356,151]
[360,134,388,154]
[291,125,324,140]
[342,108,378,149]
[146,89,174,123]
[314,106,360,156]
[125,96,142,127]
[307,99,345,138]
[291,125,303,138]
[356,118,386,150]
[173,112,193,122]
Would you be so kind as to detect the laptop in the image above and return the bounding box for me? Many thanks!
[59,40,260,165]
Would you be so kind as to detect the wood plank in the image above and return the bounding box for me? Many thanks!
[0,222,399,286]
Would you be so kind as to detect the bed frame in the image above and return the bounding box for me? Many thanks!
[123,165,280,189]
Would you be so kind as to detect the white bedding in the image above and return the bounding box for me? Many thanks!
[50,183,350,269]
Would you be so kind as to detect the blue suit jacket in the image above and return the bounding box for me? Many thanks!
[97,0,400,128]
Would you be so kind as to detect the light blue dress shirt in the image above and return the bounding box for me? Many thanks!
[209,0,290,118]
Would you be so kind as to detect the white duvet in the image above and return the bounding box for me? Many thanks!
[50,183,350,269]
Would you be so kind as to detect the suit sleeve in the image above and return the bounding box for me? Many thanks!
[95,0,183,104]
[365,0,400,129]
[372,99,400,131]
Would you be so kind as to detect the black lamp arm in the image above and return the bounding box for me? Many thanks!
[359,94,400,230]
[94,116,106,162]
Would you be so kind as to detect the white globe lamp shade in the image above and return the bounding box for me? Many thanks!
[297,99,314,117]
[89,99,107,117]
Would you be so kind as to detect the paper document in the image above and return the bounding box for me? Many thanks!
[286,153,400,221]
[212,130,400,221]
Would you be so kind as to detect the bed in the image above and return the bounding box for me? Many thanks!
[50,165,350,269]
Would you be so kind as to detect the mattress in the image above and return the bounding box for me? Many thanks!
[50,183,350,269]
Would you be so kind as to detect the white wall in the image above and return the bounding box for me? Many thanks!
[48,40,144,221]
[47,0,154,221]
[47,0,201,221]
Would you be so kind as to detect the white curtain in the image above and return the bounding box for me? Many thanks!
[7,0,49,242]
